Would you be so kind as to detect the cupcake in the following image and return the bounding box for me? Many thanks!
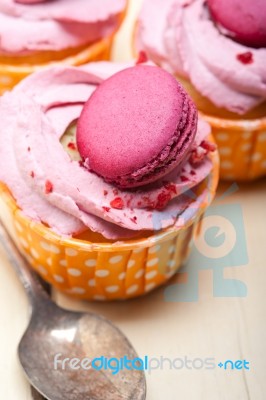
[0,0,127,93]
[0,61,219,301]
[136,0,266,181]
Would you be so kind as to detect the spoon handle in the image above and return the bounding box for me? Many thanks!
[31,386,47,400]
[0,220,51,307]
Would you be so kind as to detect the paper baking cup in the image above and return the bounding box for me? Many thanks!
[174,74,266,181]
[0,145,218,301]
[134,23,266,180]
[0,2,129,95]
[0,36,113,95]
[202,114,266,181]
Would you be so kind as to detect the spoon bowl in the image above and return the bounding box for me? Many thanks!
[0,222,146,400]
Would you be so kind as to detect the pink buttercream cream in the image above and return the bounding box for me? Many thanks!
[0,0,126,55]
[0,62,215,239]
[136,0,266,114]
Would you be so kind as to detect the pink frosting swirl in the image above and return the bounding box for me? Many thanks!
[137,0,266,114]
[0,0,126,55]
[0,62,215,239]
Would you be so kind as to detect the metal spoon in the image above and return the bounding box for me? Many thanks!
[31,386,47,400]
[0,221,146,400]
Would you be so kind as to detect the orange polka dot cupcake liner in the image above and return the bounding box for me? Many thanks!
[171,73,266,181]
[202,114,266,181]
[0,1,129,95]
[0,145,218,301]
[0,36,113,95]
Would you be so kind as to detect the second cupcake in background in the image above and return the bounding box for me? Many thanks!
[0,61,218,300]
[0,0,127,93]
[136,0,266,181]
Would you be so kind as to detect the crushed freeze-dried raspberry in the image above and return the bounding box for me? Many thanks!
[201,140,217,152]
[27,147,31,152]
[189,147,206,166]
[130,216,138,224]
[136,50,148,64]
[164,182,177,194]
[30,171,35,178]
[102,206,110,212]
[67,142,76,150]
[113,188,119,196]
[154,191,171,210]
[180,175,189,182]
[103,190,108,196]
[44,180,53,194]
[237,52,253,65]
[110,197,124,209]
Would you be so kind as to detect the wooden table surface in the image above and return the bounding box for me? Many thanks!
[0,1,266,399]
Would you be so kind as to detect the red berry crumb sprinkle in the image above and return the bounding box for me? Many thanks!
[44,180,53,194]
[102,206,110,212]
[67,142,76,150]
[103,190,108,196]
[27,147,31,152]
[236,52,253,65]
[201,140,217,152]
[164,182,177,194]
[155,191,171,210]
[180,175,189,182]
[136,50,148,65]
[130,216,137,224]
[110,197,124,209]
[30,171,35,178]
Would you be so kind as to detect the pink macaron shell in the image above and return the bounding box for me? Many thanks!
[207,0,266,48]
[77,65,197,188]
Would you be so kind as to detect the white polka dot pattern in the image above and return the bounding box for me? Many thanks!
[85,259,96,267]
[68,268,82,277]
[109,255,123,264]
[146,258,159,267]
[105,285,120,293]
[7,180,205,301]
[212,124,266,180]
[95,270,110,278]
[53,274,64,283]
[126,284,139,295]
[65,248,78,256]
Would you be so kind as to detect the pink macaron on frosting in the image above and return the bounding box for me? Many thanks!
[0,62,216,239]
[0,0,126,56]
[77,65,198,188]
[136,0,266,114]
[207,0,266,48]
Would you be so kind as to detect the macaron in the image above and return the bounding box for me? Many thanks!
[77,65,198,188]
[207,0,266,48]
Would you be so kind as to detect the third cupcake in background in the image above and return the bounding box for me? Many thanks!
[136,0,266,181]
[0,0,127,93]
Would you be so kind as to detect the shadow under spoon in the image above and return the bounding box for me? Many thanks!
[0,221,146,400]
